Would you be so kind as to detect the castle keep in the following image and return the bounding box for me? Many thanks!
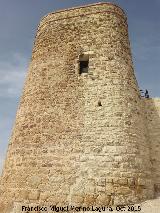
[0,2,160,212]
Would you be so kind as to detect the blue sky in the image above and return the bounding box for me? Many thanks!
[0,0,160,173]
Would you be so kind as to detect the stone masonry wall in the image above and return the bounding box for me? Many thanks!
[0,2,155,212]
[143,98,160,197]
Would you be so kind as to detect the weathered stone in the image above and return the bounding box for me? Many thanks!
[28,176,41,188]
[0,2,159,212]
[83,194,97,206]
[71,194,84,205]
[118,178,128,185]
[115,186,132,195]
[39,192,49,201]
[96,194,112,206]
[28,191,40,201]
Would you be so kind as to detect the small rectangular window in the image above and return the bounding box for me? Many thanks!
[80,61,89,74]
[79,55,89,74]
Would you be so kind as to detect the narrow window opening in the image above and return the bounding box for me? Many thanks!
[98,101,102,106]
[79,55,89,74]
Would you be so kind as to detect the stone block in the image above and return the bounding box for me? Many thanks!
[96,194,112,206]
[71,194,84,205]
[83,194,97,205]
[28,191,40,201]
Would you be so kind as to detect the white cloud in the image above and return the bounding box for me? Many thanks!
[0,53,28,98]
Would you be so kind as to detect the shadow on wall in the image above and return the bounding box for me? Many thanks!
[144,98,160,197]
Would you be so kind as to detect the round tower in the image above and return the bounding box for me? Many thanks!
[0,2,154,211]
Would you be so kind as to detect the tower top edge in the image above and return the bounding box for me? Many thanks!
[40,2,126,23]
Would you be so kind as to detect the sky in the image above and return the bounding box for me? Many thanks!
[0,0,160,174]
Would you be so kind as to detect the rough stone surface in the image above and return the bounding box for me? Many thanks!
[0,2,160,212]
[143,98,160,197]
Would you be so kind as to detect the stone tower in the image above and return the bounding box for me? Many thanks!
[0,2,156,212]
